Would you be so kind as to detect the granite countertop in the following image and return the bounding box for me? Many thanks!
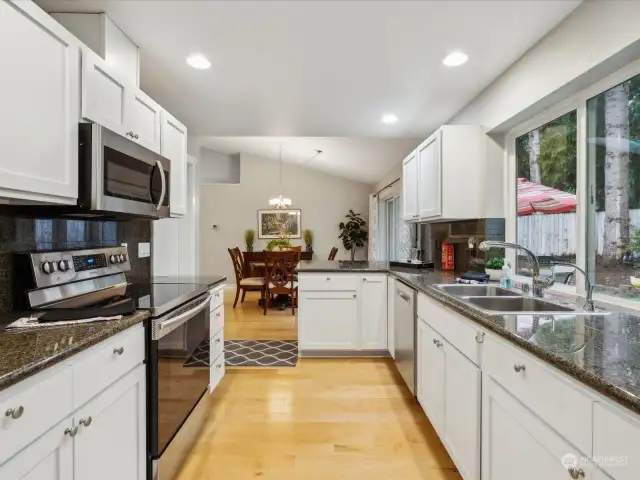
[0,310,150,392]
[299,261,640,415]
[297,260,391,272]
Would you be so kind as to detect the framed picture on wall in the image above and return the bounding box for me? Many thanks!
[257,209,302,239]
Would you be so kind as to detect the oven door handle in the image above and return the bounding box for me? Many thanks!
[156,160,166,211]
[157,295,211,334]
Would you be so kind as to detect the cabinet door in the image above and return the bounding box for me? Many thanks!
[360,275,387,350]
[482,375,591,480]
[387,277,395,358]
[443,341,481,480]
[81,47,131,137]
[299,292,359,350]
[73,365,146,480]
[417,131,441,219]
[0,418,73,480]
[130,89,161,153]
[417,320,445,434]
[160,110,188,216]
[0,1,79,203]
[401,150,419,220]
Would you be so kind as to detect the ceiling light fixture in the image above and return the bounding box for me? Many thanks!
[269,144,292,209]
[186,54,211,70]
[442,51,468,67]
[382,114,398,124]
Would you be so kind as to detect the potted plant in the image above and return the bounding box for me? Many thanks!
[338,210,368,261]
[245,229,255,252]
[266,238,291,251]
[303,229,314,252]
[485,257,505,282]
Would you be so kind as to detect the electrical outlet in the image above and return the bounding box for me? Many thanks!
[138,242,150,258]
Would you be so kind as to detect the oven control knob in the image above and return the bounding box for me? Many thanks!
[109,255,117,264]
[58,260,68,272]
[41,261,54,274]
[121,254,127,263]
[118,254,125,263]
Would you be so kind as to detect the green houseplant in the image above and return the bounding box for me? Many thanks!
[303,229,314,252]
[245,229,255,252]
[485,256,505,282]
[338,210,368,261]
[266,238,291,251]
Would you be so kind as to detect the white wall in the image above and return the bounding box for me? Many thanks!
[199,153,372,280]
[198,148,240,184]
[450,0,640,132]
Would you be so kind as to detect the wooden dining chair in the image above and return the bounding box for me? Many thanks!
[263,250,299,315]
[328,247,338,260]
[228,248,265,308]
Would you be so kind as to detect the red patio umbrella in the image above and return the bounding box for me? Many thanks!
[517,178,576,216]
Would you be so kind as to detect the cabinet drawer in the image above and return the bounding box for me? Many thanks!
[298,274,360,291]
[0,367,73,466]
[484,334,593,454]
[72,325,144,408]
[210,285,224,312]
[211,304,224,337]
[210,330,224,362]
[593,402,640,480]
[210,352,225,393]
[417,293,482,365]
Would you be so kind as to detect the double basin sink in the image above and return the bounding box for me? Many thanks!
[434,284,592,315]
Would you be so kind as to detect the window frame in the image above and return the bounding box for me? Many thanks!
[504,56,640,302]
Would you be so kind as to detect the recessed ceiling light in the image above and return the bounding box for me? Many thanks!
[442,51,468,67]
[186,54,211,70]
[382,114,398,124]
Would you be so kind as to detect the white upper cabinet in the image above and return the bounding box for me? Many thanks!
[131,89,161,153]
[403,125,503,221]
[401,149,419,220]
[81,47,129,137]
[417,131,441,218]
[160,110,188,216]
[0,0,79,204]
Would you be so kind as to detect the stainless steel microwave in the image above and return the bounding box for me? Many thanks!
[78,123,171,219]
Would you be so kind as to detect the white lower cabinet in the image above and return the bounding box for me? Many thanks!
[0,418,72,480]
[482,374,594,480]
[73,365,146,480]
[298,273,387,352]
[417,316,480,480]
[0,325,145,480]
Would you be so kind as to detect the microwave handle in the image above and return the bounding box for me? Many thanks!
[156,160,166,211]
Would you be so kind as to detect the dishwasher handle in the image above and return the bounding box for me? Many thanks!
[397,290,411,302]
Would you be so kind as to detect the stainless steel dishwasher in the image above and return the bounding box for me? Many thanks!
[394,280,417,394]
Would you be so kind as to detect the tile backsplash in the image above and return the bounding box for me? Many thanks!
[420,218,505,272]
[0,214,151,313]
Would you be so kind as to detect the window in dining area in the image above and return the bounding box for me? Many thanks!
[515,110,577,282]
[586,74,640,298]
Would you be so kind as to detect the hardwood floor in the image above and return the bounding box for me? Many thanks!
[175,287,461,479]
[224,288,297,340]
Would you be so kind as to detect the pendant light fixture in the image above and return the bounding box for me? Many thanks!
[269,143,292,209]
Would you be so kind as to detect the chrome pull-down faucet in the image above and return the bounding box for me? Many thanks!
[478,241,555,297]
[550,262,595,312]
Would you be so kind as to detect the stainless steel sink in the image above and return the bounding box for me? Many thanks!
[464,296,574,313]
[435,284,520,297]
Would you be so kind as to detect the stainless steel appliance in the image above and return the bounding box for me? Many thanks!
[144,282,213,480]
[12,246,135,317]
[394,280,416,394]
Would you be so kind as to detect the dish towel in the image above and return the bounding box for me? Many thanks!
[457,272,490,283]
[5,314,123,330]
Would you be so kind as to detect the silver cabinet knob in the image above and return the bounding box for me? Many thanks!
[79,416,92,427]
[437,341,443,348]
[352,294,356,298]
[433,338,438,345]
[362,278,367,282]
[215,338,221,343]
[326,277,330,281]
[568,467,585,479]
[5,406,24,419]
[64,426,78,437]
[216,364,222,369]
[216,312,221,317]
[215,292,220,298]
[113,347,124,355]
[475,332,485,344]
[134,133,139,139]
[126,131,134,137]
[513,364,526,372]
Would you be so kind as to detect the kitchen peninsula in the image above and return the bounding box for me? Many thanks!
[297,260,640,480]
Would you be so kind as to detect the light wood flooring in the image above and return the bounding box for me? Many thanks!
[175,287,461,479]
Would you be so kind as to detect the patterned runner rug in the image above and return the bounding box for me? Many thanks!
[224,340,298,367]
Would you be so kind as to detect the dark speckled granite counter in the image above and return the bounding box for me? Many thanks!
[0,310,150,392]
[298,261,640,415]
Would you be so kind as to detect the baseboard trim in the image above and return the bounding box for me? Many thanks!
[299,349,390,358]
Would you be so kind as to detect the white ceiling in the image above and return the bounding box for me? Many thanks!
[200,136,420,184]
[36,0,580,182]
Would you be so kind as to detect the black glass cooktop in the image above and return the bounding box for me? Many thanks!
[126,282,211,317]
